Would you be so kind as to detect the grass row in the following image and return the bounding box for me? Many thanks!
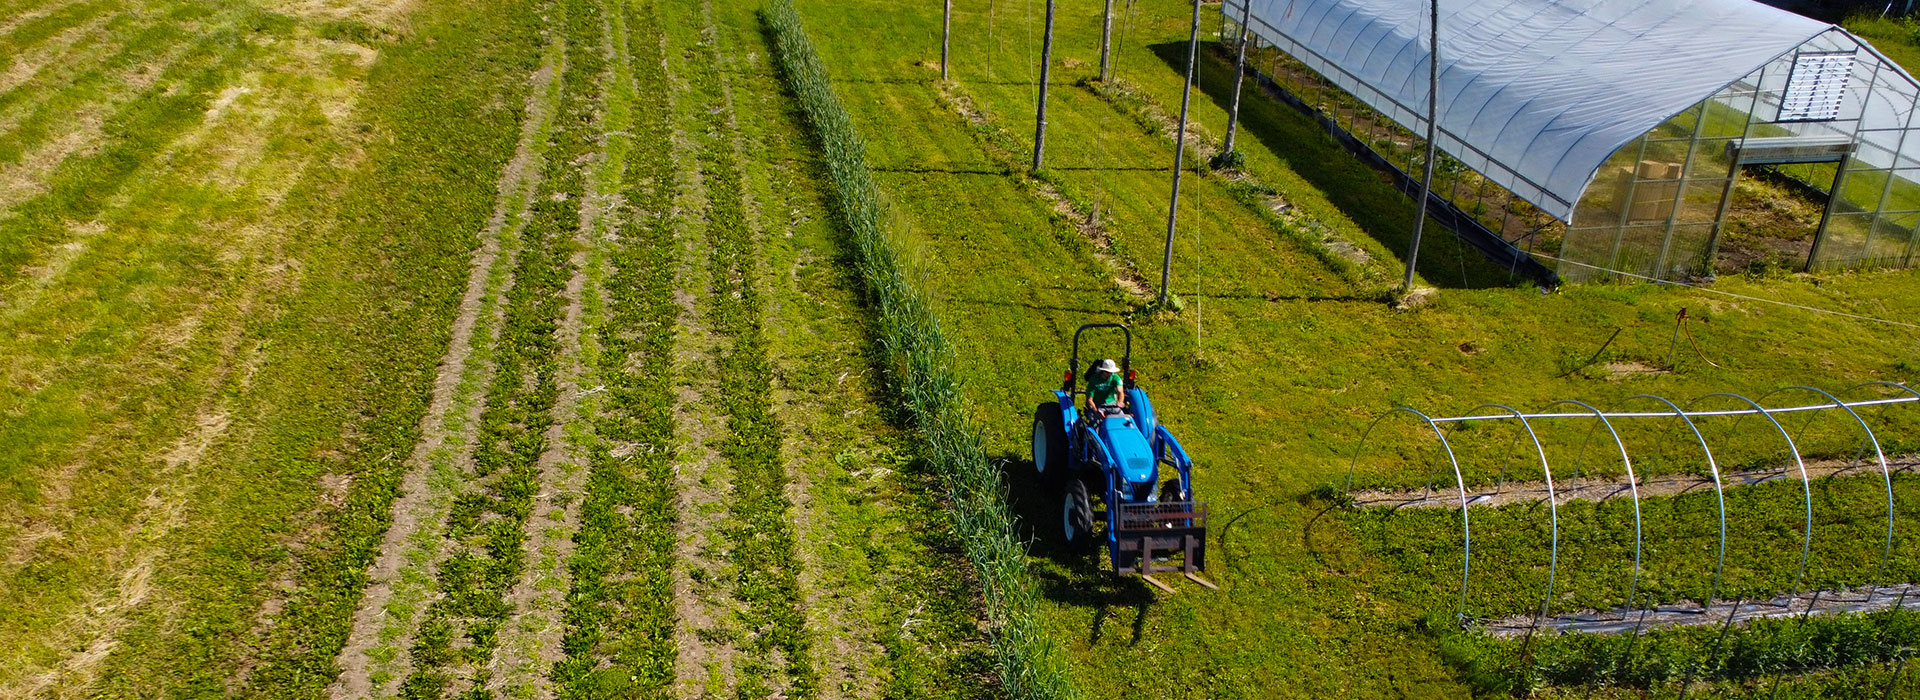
[0,0,111,76]
[0,0,187,164]
[1077,75,1388,290]
[0,0,275,284]
[390,0,600,692]
[680,0,819,691]
[763,1,1075,697]
[0,0,262,489]
[67,0,547,692]
[553,0,679,693]
[700,0,998,691]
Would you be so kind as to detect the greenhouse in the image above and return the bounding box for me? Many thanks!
[1226,0,1920,280]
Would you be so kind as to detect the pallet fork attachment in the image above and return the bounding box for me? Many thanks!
[1112,501,1207,577]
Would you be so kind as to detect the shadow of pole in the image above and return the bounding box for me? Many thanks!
[1137,40,1519,290]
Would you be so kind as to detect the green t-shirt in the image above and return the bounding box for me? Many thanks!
[1088,372,1123,406]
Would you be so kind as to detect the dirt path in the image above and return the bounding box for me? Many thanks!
[1351,455,1920,510]
[660,17,735,691]
[325,28,565,700]
[1485,583,1920,638]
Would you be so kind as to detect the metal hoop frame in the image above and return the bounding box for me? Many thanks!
[1347,408,1472,620]
[1346,387,1917,624]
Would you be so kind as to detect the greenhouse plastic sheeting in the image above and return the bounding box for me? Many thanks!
[1231,0,1829,223]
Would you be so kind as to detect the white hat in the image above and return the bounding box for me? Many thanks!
[1093,359,1119,374]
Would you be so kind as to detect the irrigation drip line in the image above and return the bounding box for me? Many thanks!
[1533,252,1920,331]
[1427,394,1920,423]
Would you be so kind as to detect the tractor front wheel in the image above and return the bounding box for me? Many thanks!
[1159,478,1189,503]
[1031,403,1065,478]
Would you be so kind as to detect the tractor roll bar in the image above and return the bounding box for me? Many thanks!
[1068,323,1133,393]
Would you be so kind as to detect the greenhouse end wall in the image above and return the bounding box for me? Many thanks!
[1560,29,1920,281]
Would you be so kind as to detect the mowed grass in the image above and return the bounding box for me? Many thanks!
[0,0,543,694]
[792,0,1920,696]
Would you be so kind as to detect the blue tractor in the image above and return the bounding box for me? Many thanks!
[1030,323,1210,583]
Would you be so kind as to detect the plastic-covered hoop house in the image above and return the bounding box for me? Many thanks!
[1229,0,1920,280]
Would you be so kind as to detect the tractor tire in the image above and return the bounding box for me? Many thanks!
[1159,478,1189,503]
[1031,403,1065,478]
[1061,479,1095,544]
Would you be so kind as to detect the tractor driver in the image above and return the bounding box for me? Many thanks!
[1083,358,1126,421]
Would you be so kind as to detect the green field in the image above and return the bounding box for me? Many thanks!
[7,0,1920,696]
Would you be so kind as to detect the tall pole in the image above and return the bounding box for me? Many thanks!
[1223,0,1251,155]
[1100,0,1115,81]
[1160,0,1201,305]
[942,0,952,81]
[1033,0,1055,171]
[1402,0,1440,293]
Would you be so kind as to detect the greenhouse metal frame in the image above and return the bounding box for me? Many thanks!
[1226,0,1920,280]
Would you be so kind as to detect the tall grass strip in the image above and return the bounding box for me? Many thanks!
[762,2,1075,697]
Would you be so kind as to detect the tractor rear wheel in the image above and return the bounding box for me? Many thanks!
[1031,403,1065,478]
[1062,479,1094,544]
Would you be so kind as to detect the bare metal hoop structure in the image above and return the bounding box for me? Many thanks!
[1349,408,1472,620]
[1691,392,1815,600]
[1759,385,1895,604]
[1346,388,1919,623]
[1626,393,1727,611]
[1542,398,1645,616]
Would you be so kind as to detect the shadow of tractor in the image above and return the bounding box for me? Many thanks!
[995,450,1159,647]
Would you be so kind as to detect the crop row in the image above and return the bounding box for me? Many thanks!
[762,2,1075,697]
[1436,604,1919,695]
[679,1,820,691]
[389,0,601,693]
[552,0,681,693]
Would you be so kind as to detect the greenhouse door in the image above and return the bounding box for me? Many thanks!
[1707,136,1856,273]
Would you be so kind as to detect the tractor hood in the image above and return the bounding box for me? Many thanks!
[1100,416,1157,486]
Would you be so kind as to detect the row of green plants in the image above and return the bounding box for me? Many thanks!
[681,1,819,693]
[553,0,680,693]
[391,0,600,693]
[1434,603,1919,695]
[762,1,1076,697]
